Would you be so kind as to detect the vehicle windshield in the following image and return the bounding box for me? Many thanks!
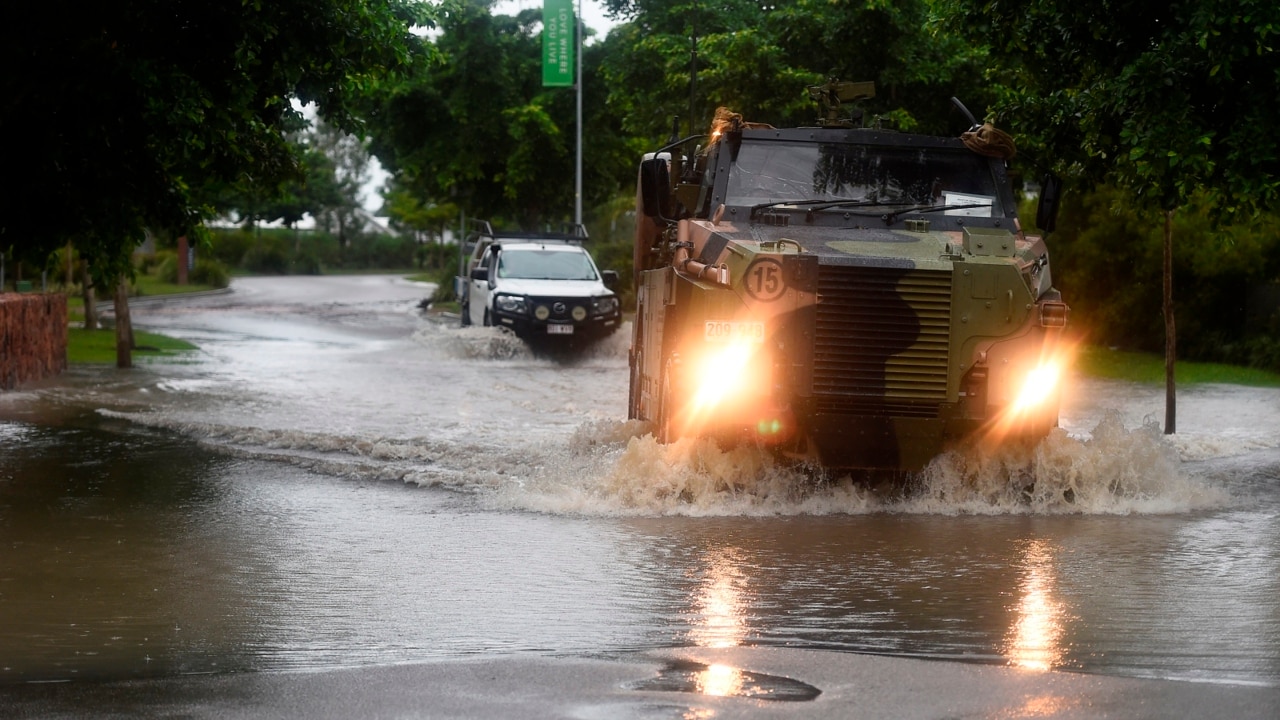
[497,248,598,281]
[726,140,1003,217]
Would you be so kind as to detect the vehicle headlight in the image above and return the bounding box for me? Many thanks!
[1010,361,1063,414]
[689,341,759,413]
[494,294,528,315]
[591,295,619,315]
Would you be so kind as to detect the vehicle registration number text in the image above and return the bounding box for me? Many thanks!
[704,321,765,342]
[547,323,574,335]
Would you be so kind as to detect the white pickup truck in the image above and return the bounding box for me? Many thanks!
[457,228,621,343]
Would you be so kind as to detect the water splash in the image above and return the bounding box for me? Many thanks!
[411,317,630,364]
[413,323,532,361]
[908,411,1228,514]
[488,411,1230,517]
[95,403,1230,518]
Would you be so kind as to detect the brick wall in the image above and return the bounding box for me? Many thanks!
[1,293,68,390]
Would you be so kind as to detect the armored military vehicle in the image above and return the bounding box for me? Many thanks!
[627,80,1070,471]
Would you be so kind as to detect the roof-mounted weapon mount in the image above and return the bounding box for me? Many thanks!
[807,78,876,128]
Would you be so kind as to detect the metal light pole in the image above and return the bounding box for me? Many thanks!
[574,0,583,228]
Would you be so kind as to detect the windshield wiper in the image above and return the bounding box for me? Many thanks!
[748,198,911,220]
[881,203,992,225]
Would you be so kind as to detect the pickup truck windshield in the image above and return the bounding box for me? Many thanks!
[726,140,1003,217]
[498,249,598,281]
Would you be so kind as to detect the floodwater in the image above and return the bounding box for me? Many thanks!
[1,276,1278,694]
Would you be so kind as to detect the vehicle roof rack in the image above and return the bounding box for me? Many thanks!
[466,220,588,244]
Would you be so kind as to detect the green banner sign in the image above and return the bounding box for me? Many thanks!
[542,0,574,87]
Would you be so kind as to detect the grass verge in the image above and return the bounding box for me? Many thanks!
[1076,346,1280,387]
[68,328,198,364]
[133,276,218,297]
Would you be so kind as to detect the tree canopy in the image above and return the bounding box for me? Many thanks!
[361,0,995,231]
[361,0,638,230]
[1,0,433,282]
[943,0,1280,215]
[600,0,991,139]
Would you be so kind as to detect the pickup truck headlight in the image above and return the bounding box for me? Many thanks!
[591,295,619,315]
[494,294,528,315]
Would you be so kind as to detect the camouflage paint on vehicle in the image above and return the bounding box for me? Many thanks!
[628,84,1069,472]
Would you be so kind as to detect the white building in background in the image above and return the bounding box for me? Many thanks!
[208,210,400,236]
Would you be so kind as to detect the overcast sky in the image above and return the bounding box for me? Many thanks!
[495,0,617,41]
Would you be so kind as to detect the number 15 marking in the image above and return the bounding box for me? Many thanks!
[745,258,786,301]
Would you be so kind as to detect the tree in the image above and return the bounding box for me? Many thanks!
[601,0,992,140]
[1,0,433,364]
[942,0,1280,432]
[363,0,637,228]
[306,119,375,249]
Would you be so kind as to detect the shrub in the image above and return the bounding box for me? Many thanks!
[152,251,179,282]
[190,257,231,288]
[209,229,255,267]
[430,264,458,303]
[290,252,322,275]
[240,244,290,274]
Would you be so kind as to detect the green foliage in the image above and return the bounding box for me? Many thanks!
[189,258,232,289]
[128,250,227,293]
[429,264,461,304]
[1076,346,1280,388]
[1045,187,1280,370]
[381,182,460,247]
[600,0,991,140]
[241,243,292,275]
[208,227,418,275]
[362,2,642,228]
[415,239,460,271]
[942,0,1280,217]
[2,0,435,286]
[208,230,257,269]
[68,328,198,365]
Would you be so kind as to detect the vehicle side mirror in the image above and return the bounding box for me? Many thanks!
[1036,174,1062,234]
[470,266,487,281]
[639,158,672,220]
[601,269,619,292]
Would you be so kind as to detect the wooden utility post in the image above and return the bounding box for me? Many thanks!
[1163,208,1176,434]
[114,277,134,369]
[79,261,97,330]
[177,235,190,285]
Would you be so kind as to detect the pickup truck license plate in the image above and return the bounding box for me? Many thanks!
[547,323,574,335]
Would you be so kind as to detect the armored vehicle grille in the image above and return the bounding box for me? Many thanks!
[812,265,952,416]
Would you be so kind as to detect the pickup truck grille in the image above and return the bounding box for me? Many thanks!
[812,265,953,417]
[528,297,587,321]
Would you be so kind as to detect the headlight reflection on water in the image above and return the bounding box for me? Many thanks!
[688,548,751,698]
[1004,539,1070,672]
[688,550,750,649]
[696,663,746,697]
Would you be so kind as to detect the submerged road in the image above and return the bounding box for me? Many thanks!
[1,275,1278,718]
[7,648,1279,719]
